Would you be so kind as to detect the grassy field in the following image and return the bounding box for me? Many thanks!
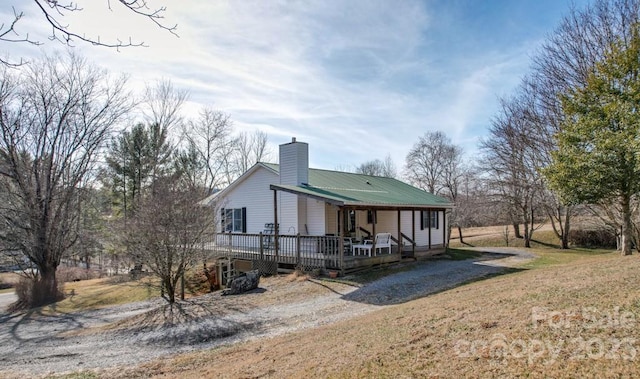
[10,225,632,378]
[44,232,635,379]
[44,276,158,314]
[2,267,211,313]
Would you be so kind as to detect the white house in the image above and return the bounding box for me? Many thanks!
[204,138,454,274]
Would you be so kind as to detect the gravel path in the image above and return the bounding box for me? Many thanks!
[0,248,533,378]
[0,292,16,310]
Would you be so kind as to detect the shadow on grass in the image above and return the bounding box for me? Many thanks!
[531,239,561,249]
[108,287,272,346]
[306,278,360,296]
[2,300,115,344]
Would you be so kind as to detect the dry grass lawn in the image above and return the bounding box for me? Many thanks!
[43,277,158,314]
[71,248,640,379]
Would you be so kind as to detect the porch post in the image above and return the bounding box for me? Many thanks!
[397,209,401,255]
[428,208,432,250]
[411,209,416,256]
[273,189,279,259]
[338,207,344,274]
[442,210,446,248]
[371,209,377,256]
[259,231,264,260]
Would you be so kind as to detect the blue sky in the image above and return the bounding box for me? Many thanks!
[2,0,590,171]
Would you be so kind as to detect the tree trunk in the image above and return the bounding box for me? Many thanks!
[524,228,531,248]
[523,212,531,248]
[512,223,522,239]
[163,278,176,303]
[621,194,633,255]
[35,265,63,307]
[180,273,185,301]
[561,209,571,249]
[457,226,464,244]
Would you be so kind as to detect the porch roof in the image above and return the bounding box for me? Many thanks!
[265,163,453,209]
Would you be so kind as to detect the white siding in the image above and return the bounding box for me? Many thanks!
[305,198,326,235]
[409,210,446,246]
[353,209,447,247]
[218,167,278,234]
[325,204,338,235]
[297,196,308,234]
[278,192,299,234]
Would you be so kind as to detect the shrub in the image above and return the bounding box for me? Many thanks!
[105,274,134,284]
[568,228,617,248]
[56,267,102,283]
[184,268,211,295]
[11,277,64,310]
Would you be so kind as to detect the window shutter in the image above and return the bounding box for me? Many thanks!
[435,211,439,229]
[241,207,247,233]
[420,210,424,230]
[220,208,225,230]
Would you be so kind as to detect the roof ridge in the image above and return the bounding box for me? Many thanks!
[258,161,397,179]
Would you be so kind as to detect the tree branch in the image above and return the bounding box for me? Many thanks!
[1,1,178,65]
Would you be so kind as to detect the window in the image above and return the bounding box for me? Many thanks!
[420,210,439,230]
[221,207,247,232]
[430,211,439,229]
[345,210,356,233]
[367,210,377,224]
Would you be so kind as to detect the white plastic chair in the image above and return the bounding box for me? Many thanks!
[352,233,392,256]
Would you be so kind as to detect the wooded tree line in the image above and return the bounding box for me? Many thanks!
[478,0,640,254]
[0,1,274,306]
[0,51,272,306]
[382,0,640,254]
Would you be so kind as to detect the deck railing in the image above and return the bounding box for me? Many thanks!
[203,232,343,270]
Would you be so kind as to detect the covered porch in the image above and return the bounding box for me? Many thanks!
[202,232,445,276]
[202,183,449,276]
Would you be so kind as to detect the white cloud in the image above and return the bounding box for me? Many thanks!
[0,0,580,172]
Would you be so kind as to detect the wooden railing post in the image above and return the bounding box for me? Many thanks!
[273,189,279,260]
[259,232,264,260]
[296,233,301,267]
[339,236,344,273]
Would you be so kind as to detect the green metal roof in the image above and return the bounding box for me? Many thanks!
[262,163,452,209]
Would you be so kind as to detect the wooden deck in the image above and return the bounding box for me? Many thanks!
[203,233,446,275]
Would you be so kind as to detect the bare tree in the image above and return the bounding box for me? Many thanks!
[142,79,188,133]
[356,154,397,178]
[127,176,215,304]
[0,52,132,307]
[404,131,456,195]
[140,80,187,195]
[481,94,546,248]
[1,1,177,66]
[183,109,235,192]
[232,130,273,177]
[438,144,474,244]
[497,77,575,249]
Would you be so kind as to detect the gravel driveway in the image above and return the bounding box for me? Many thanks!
[0,248,533,378]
